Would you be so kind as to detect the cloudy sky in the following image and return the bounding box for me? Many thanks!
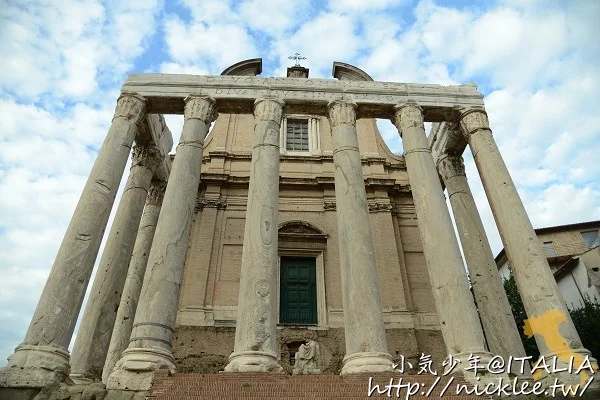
[1,0,599,364]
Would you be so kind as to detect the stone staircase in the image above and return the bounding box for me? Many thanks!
[147,371,490,399]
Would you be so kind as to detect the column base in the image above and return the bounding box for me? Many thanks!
[69,374,94,385]
[452,350,510,388]
[0,344,71,389]
[534,350,599,399]
[340,352,393,375]
[105,347,175,391]
[224,351,283,373]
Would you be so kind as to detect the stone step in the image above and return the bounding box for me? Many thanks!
[148,371,490,399]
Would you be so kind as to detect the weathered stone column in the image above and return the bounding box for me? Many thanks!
[459,108,598,389]
[225,97,284,373]
[328,99,393,375]
[392,102,498,382]
[102,180,166,383]
[0,93,145,389]
[71,144,162,383]
[106,95,216,391]
[437,153,530,377]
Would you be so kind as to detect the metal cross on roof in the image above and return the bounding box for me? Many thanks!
[288,53,307,67]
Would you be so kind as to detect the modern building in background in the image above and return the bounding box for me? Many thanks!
[497,220,600,308]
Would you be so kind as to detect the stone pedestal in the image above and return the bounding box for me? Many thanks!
[102,181,166,383]
[437,154,531,377]
[328,99,393,375]
[0,92,146,389]
[225,97,285,373]
[459,108,598,392]
[71,144,162,383]
[392,102,501,384]
[106,95,217,391]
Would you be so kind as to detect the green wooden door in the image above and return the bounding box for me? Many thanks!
[280,257,317,325]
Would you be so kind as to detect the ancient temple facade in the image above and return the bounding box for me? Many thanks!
[1,58,597,398]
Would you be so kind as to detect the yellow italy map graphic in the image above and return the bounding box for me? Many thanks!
[523,309,597,387]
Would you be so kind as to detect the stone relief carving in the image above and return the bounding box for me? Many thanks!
[323,201,336,211]
[368,203,393,213]
[459,107,490,138]
[132,144,162,171]
[184,95,218,123]
[195,197,227,212]
[113,92,146,121]
[292,340,321,375]
[437,154,466,182]
[327,100,357,127]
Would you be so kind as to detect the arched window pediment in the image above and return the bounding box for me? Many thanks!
[278,220,327,241]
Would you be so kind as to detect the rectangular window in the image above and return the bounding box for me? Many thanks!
[582,230,600,248]
[280,257,317,325]
[286,118,309,151]
[543,241,557,257]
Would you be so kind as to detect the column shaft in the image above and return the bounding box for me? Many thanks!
[459,108,598,387]
[438,154,530,377]
[328,100,393,375]
[392,103,496,380]
[71,144,161,382]
[106,95,216,391]
[0,93,145,388]
[102,181,166,383]
[225,97,284,373]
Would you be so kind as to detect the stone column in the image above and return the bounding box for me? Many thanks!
[71,144,162,383]
[106,95,216,391]
[328,99,393,375]
[437,154,530,377]
[392,102,498,382]
[0,93,145,388]
[459,108,598,388]
[225,97,285,373]
[102,180,166,383]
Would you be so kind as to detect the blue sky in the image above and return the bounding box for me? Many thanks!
[1,0,599,364]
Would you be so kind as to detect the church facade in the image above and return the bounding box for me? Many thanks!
[174,61,445,374]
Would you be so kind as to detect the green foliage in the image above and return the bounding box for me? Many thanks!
[503,270,600,361]
[568,296,600,360]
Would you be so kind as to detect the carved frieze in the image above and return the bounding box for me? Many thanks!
[327,100,357,127]
[113,92,146,122]
[368,202,393,213]
[323,201,336,211]
[195,196,227,212]
[184,95,218,123]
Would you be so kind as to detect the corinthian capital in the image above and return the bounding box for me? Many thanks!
[437,154,466,183]
[392,101,423,135]
[459,107,490,138]
[327,99,357,127]
[113,92,146,122]
[254,97,285,122]
[184,95,218,123]
[147,180,167,206]
[132,144,163,172]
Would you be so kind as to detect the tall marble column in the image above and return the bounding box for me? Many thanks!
[225,97,285,373]
[106,95,216,391]
[102,180,166,383]
[328,99,393,375]
[71,144,163,383]
[459,108,598,388]
[392,102,498,382]
[437,154,530,377]
[0,92,146,388]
